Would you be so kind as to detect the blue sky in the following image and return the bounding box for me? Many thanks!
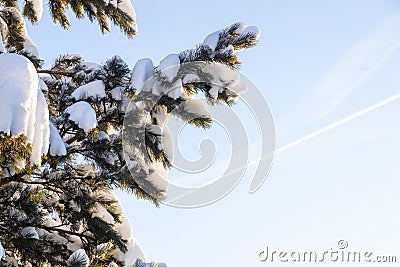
[28,0,400,266]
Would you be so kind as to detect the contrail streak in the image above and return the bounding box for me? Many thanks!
[275,92,400,154]
[166,92,400,204]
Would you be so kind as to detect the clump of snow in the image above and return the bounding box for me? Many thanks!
[80,62,100,71]
[148,80,162,96]
[109,0,117,8]
[161,126,173,163]
[117,0,138,34]
[117,0,136,22]
[65,101,97,132]
[97,131,109,141]
[30,89,50,164]
[242,25,260,40]
[91,205,114,225]
[130,58,154,92]
[219,44,234,55]
[96,190,123,216]
[166,79,183,99]
[125,238,146,264]
[151,105,168,126]
[182,73,200,84]
[232,22,247,34]
[108,199,147,265]
[26,0,44,22]
[152,77,183,98]
[208,85,220,101]
[113,236,146,265]
[21,226,39,240]
[38,78,48,92]
[66,249,89,267]
[38,216,78,250]
[200,62,246,101]
[113,217,147,263]
[0,242,4,259]
[23,38,39,59]
[103,152,119,165]
[114,216,132,241]
[71,80,106,100]
[49,122,67,156]
[203,30,221,50]
[1,8,39,57]
[109,86,124,101]
[203,62,242,101]
[74,163,98,178]
[0,53,50,165]
[203,62,240,87]
[0,53,38,136]
[183,99,211,119]
[146,105,172,164]
[157,54,180,82]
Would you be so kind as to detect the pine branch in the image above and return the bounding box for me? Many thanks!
[0,173,26,186]
[37,69,76,76]
[40,225,97,243]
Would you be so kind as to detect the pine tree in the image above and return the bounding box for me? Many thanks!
[0,1,259,266]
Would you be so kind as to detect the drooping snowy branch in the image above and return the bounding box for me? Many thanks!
[0,11,259,265]
[23,0,44,24]
[0,7,40,58]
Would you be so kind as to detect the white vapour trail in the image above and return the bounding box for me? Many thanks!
[166,92,400,203]
[275,92,400,154]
